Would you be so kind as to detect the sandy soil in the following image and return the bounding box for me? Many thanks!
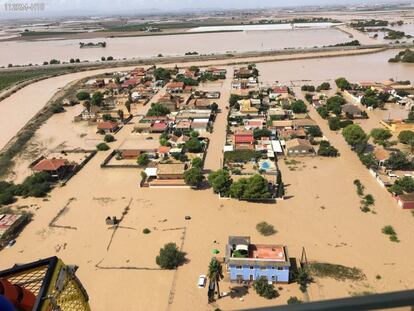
[2,55,414,310]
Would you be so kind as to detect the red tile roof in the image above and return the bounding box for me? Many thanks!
[33,158,68,171]
[234,134,255,144]
[151,122,168,131]
[97,122,118,130]
[158,146,171,153]
[167,82,184,89]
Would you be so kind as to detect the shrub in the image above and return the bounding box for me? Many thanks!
[156,242,186,269]
[398,130,414,144]
[184,167,203,187]
[382,225,396,236]
[137,154,150,167]
[51,103,64,114]
[309,262,365,281]
[191,157,203,169]
[253,276,278,299]
[224,150,261,163]
[256,221,276,236]
[287,296,303,304]
[76,91,90,101]
[96,143,110,151]
[104,134,115,143]
[143,228,151,234]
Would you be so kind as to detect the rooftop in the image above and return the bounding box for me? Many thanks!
[32,158,68,171]
[250,244,287,261]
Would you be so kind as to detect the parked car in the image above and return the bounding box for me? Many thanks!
[198,274,206,288]
[6,240,16,248]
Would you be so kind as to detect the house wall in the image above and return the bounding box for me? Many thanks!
[228,264,289,283]
[397,199,414,209]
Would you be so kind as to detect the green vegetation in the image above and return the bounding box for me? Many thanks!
[306,126,323,138]
[96,142,110,151]
[342,124,368,151]
[335,77,351,90]
[184,167,203,188]
[224,150,261,163]
[301,85,315,92]
[318,141,339,157]
[291,100,307,113]
[76,91,90,101]
[317,82,331,92]
[398,130,414,144]
[143,228,151,234]
[137,154,150,167]
[370,128,392,146]
[382,225,399,242]
[229,175,272,200]
[147,103,170,116]
[317,107,329,119]
[388,49,414,63]
[207,258,224,300]
[256,221,276,236]
[156,242,186,269]
[287,297,303,304]
[328,117,341,131]
[0,67,77,92]
[350,19,388,28]
[208,169,233,196]
[389,176,414,195]
[253,128,272,139]
[294,267,313,292]
[185,138,204,153]
[329,40,360,47]
[384,29,409,40]
[154,67,171,81]
[104,134,115,143]
[253,276,278,299]
[385,151,411,170]
[191,157,203,169]
[354,179,365,196]
[309,262,366,281]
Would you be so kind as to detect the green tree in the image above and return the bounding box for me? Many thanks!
[316,82,330,91]
[185,138,203,153]
[335,77,351,90]
[156,242,186,269]
[207,258,224,300]
[358,152,377,168]
[147,103,170,116]
[370,128,392,145]
[91,92,104,106]
[137,154,150,167]
[154,67,171,81]
[76,91,90,101]
[125,100,131,114]
[117,109,124,121]
[208,169,233,196]
[291,100,307,113]
[191,157,203,169]
[295,267,313,292]
[287,296,303,304]
[253,276,278,299]
[104,134,115,143]
[317,106,329,119]
[229,178,248,199]
[398,130,414,144]
[342,124,368,148]
[385,151,411,170]
[96,142,110,151]
[210,102,219,112]
[328,117,341,131]
[394,176,414,193]
[184,167,203,188]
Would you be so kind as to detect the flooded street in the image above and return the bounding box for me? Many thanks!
[0,28,351,66]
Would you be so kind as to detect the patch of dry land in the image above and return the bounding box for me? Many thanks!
[1,52,414,311]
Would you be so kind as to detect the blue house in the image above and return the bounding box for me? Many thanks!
[225,236,290,284]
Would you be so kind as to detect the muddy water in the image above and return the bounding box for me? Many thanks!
[257,49,414,85]
[0,28,350,66]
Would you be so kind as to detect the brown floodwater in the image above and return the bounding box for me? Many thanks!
[0,28,350,66]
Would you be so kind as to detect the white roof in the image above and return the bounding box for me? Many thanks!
[192,118,210,123]
[223,145,234,152]
[170,148,182,153]
[145,167,157,177]
[271,140,283,153]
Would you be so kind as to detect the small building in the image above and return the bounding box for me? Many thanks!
[396,193,414,209]
[97,121,119,133]
[156,94,180,112]
[157,163,186,179]
[285,139,315,156]
[373,148,391,167]
[166,82,185,94]
[150,121,168,133]
[32,158,70,179]
[158,146,171,157]
[225,236,290,284]
[342,104,364,119]
[234,131,255,150]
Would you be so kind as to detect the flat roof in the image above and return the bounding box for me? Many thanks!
[250,244,287,261]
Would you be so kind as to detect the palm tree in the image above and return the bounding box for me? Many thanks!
[207,258,224,300]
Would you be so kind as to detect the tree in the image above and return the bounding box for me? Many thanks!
[253,128,272,139]
[156,242,186,269]
[229,178,248,199]
[147,104,170,117]
[317,106,329,119]
[207,258,224,300]
[342,124,368,148]
[117,109,124,121]
[295,267,313,292]
[328,117,341,131]
[191,157,203,169]
[291,100,307,113]
[96,142,110,151]
[184,167,203,188]
[91,92,104,106]
[287,297,303,304]
[318,141,338,157]
[256,221,276,236]
[398,130,414,144]
[76,91,90,101]
[230,175,271,200]
[104,134,115,142]
[154,67,171,81]
[125,100,131,114]
[69,58,75,63]
[137,154,150,167]
[358,152,377,168]
[335,77,351,90]
[370,128,392,145]
[316,82,330,92]
[185,138,203,153]
[385,151,411,170]
[210,102,219,112]
[208,169,233,196]
[253,277,278,299]
[306,126,322,137]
